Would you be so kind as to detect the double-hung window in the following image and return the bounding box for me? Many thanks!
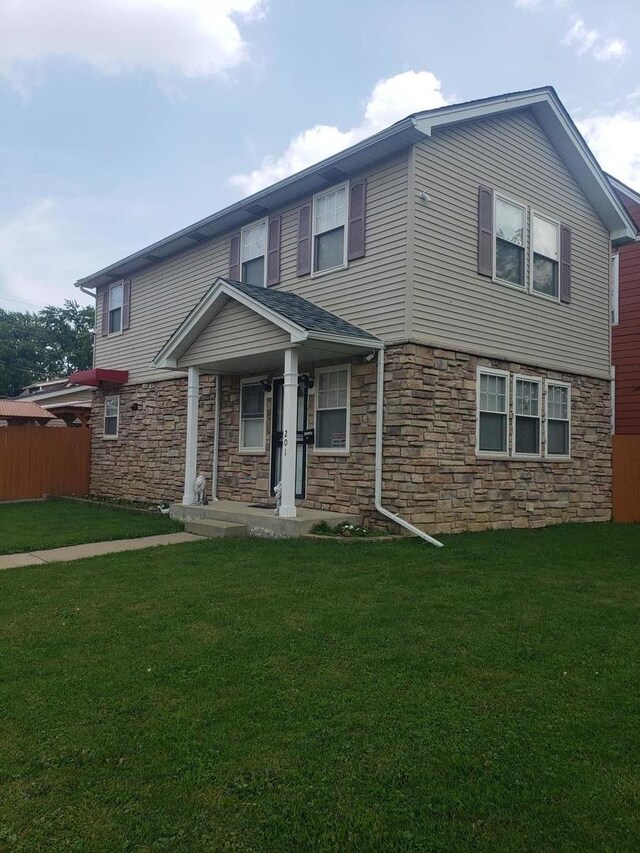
[315,366,349,451]
[513,376,541,456]
[477,370,508,454]
[532,214,560,298]
[240,221,267,286]
[546,382,570,458]
[495,197,526,287]
[313,185,347,273]
[108,282,123,334]
[240,380,265,451]
[104,396,119,438]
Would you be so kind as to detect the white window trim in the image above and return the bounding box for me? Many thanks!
[530,210,561,303]
[493,192,528,291]
[240,218,268,287]
[238,376,267,454]
[108,281,124,337]
[310,181,349,278]
[512,374,542,459]
[312,363,351,455]
[475,366,510,458]
[103,395,119,440]
[544,380,571,460]
[611,253,620,326]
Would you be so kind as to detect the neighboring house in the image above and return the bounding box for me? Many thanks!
[608,175,640,434]
[0,400,55,426]
[17,378,93,426]
[70,87,636,535]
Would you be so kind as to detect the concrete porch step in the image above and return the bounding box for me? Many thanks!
[184,519,248,538]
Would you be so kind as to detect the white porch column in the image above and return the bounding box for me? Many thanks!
[279,347,299,518]
[182,366,200,505]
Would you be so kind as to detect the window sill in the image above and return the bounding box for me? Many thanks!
[513,452,542,460]
[238,448,267,455]
[544,454,571,462]
[475,451,510,460]
[492,277,526,293]
[310,263,348,279]
[107,330,123,338]
[311,449,350,457]
[530,288,560,304]
[102,434,119,441]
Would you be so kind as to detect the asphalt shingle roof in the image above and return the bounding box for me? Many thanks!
[224,279,380,341]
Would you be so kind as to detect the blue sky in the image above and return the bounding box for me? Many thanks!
[0,0,638,311]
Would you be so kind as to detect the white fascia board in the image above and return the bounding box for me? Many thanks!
[414,89,552,136]
[153,277,307,367]
[307,331,384,349]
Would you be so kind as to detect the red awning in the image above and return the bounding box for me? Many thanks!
[68,368,129,387]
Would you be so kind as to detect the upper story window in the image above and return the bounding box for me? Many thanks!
[611,253,620,325]
[109,282,123,334]
[532,214,560,299]
[495,197,526,287]
[313,185,347,273]
[239,379,266,452]
[104,396,119,438]
[241,220,267,286]
[478,186,571,305]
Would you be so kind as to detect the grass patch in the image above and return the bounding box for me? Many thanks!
[1,523,639,850]
[0,498,182,554]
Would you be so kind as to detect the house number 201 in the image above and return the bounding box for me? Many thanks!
[283,429,288,455]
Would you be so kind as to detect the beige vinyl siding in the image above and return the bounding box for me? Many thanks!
[178,301,290,368]
[412,108,611,378]
[94,237,229,385]
[95,152,409,385]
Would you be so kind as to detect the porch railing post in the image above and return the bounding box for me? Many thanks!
[279,347,298,518]
[182,366,200,505]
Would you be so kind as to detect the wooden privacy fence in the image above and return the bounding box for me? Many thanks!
[0,426,91,502]
[612,435,640,523]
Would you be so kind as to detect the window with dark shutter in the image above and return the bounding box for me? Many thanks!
[229,232,241,280]
[478,186,494,277]
[297,204,312,276]
[560,225,572,304]
[267,216,281,286]
[122,280,131,330]
[347,179,366,261]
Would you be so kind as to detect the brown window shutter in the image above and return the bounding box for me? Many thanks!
[267,216,281,287]
[347,178,367,261]
[560,224,572,304]
[101,289,109,336]
[297,204,312,276]
[229,232,241,280]
[477,186,494,277]
[122,279,131,330]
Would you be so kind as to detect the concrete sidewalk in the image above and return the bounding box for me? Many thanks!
[0,532,203,571]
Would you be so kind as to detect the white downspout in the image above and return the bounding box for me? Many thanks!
[182,366,199,505]
[211,374,220,501]
[374,347,444,547]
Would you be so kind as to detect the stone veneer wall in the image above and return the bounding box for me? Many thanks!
[90,343,611,533]
[89,376,216,504]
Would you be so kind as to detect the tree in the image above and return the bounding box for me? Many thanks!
[0,300,94,397]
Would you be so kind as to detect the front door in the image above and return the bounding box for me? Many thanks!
[270,377,310,499]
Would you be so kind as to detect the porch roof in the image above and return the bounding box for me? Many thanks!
[154,278,382,373]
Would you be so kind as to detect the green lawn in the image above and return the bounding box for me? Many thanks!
[1,524,639,851]
[0,499,182,554]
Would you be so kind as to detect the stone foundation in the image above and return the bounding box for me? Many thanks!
[89,343,612,533]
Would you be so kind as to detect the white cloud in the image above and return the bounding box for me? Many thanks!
[562,16,628,62]
[579,111,640,188]
[514,0,542,9]
[0,0,264,89]
[0,198,119,309]
[230,70,450,196]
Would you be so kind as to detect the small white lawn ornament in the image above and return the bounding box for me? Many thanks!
[194,471,207,505]
[274,480,282,515]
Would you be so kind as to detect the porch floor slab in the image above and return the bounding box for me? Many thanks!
[170,500,361,538]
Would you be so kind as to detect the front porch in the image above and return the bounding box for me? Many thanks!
[170,499,361,538]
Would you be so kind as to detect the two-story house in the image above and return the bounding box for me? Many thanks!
[70,87,636,536]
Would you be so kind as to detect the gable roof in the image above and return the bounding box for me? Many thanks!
[154,278,381,368]
[0,401,55,421]
[75,87,637,292]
